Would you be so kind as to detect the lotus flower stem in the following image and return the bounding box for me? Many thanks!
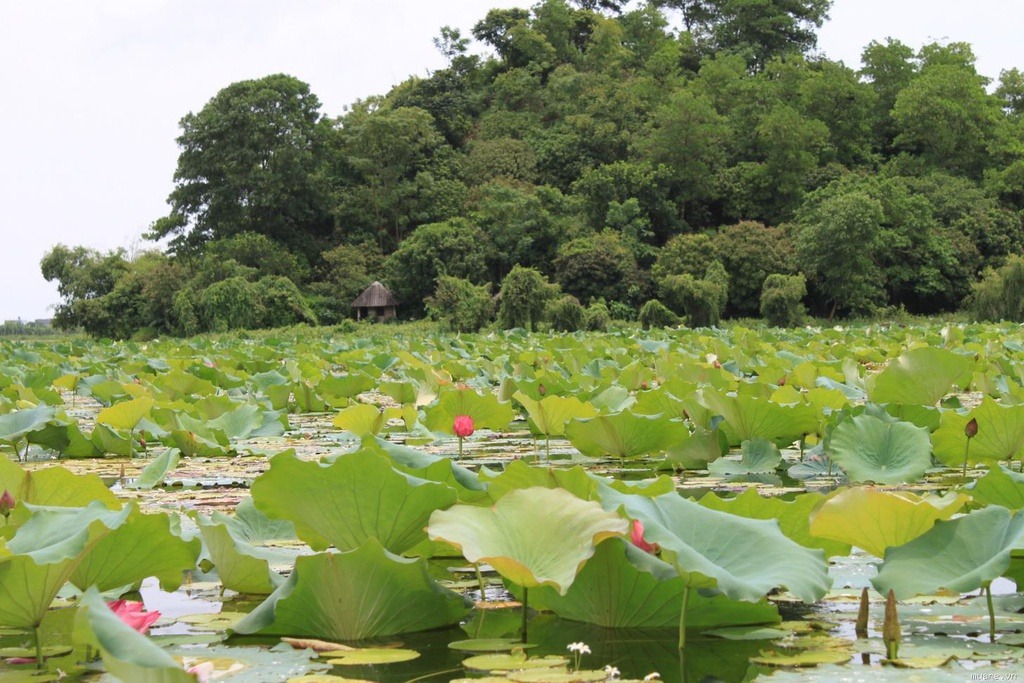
[962,439,970,479]
[985,582,996,643]
[883,589,900,660]
[855,587,869,638]
[458,436,463,459]
[678,585,691,649]
[545,436,550,460]
[521,586,529,643]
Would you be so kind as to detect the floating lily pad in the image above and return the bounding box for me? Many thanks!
[448,638,539,652]
[702,626,789,641]
[323,648,420,665]
[750,650,852,667]
[507,670,608,682]
[463,653,569,671]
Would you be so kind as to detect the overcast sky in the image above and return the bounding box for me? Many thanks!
[1,0,1020,322]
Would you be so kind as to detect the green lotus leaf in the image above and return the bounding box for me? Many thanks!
[0,405,56,446]
[480,460,598,502]
[357,437,485,499]
[154,368,217,401]
[866,347,972,407]
[317,373,375,405]
[208,403,285,439]
[95,396,155,431]
[698,489,849,558]
[223,498,297,544]
[750,650,852,667]
[512,392,597,438]
[873,506,1024,598]
[197,518,284,595]
[932,398,1024,466]
[69,505,201,593]
[462,652,569,671]
[448,639,539,652]
[332,404,385,437]
[700,391,817,447]
[7,501,132,564]
[423,388,515,434]
[427,487,628,593]
[0,456,120,512]
[663,426,729,470]
[129,448,181,490]
[969,465,1024,509]
[600,489,831,603]
[164,428,230,457]
[827,413,931,484]
[0,540,76,628]
[232,540,470,640]
[325,648,419,665]
[523,538,780,629]
[74,586,194,683]
[565,411,687,459]
[292,381,327,413]
[707,438,781,476]
[251,449,457,553]
[808,488,967,558]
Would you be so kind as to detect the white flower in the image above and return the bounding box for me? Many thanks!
[643,674,661,681]
[603,664,620,679]
[567,642,591,654]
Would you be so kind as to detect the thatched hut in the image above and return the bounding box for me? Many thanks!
[351,281,398,321]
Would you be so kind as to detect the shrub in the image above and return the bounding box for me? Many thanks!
[638,299,678,329]
[547,295,585,332]
[760,273,807,327]
[426,276,495,332]
[661,260,729,327]
[966,255,1024,322]
[553,231,638,305]
[497,265,558,331]
[583,301,611,331]
[256,276,318,328]
[199,277,263,333]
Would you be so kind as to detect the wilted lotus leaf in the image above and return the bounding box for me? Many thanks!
[428,487,628,594]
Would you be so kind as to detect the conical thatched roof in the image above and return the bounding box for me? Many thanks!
[351,281,398,307]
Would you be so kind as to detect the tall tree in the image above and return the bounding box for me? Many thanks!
[149,74,334,259]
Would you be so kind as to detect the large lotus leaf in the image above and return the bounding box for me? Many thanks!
[164,428,230,457]
[358,437,485,498]
[0,405,55,445]
[251,449,456,554]
[424,388,515,434]
[480,460,598,502]
[74,586,195,683]
[332,403,386,437]
[808,488,967,558]
[565,411,687,459]
[700,391,817,447]
[698,489,848,558]
[0,540,76,628]
[317,373,375,405]
[513,392,597,438]
[827,413,931,484]
[600,489,830,603]
[291,381,327,413]
[95,396,155,431]
[70,505,201,593]
[932,398,1024,466]
[129,449,181,490]
[153,368,218,401]
[663,426,729,470]
[706,438,781,477]
[208,403,284,439]
[873,506,1024,598]
[428,487,628,593]
[969,465,1024,509]
[523,539,779,629]
[7,501,132,564]
[223,497,297,544]
[232,540,470,640]
[197,518,284,595]
[866,347,972,407]
[0,457,120,517]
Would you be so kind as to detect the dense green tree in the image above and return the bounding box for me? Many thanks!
[150,74,334,258]
[553,230,640,304]
[496,265,558,330]
[714,221,795,316]
[426,276,494,332]
[760,273,807,326]
[205,233,311,284]
[383,219,492,311]
[546,294,586,331]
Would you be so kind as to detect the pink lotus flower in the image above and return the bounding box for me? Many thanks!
[630,519,659,554]
[107,599,161,634]
[453,415,475,438]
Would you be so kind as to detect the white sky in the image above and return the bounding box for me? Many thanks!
[1,0,1020,322]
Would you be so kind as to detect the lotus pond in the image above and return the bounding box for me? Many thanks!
[4,323,1024,682]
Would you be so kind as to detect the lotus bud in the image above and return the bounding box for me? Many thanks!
[883,589,900,660]
[630,519,659,554]
[453,415,475,438]
[0,489,14,519]
[855,587,869,639]
[538,384,546,396]
[639,380,649,391]
[965,418,978,439]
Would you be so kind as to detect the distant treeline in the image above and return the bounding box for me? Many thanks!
[42,0,1024,338]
